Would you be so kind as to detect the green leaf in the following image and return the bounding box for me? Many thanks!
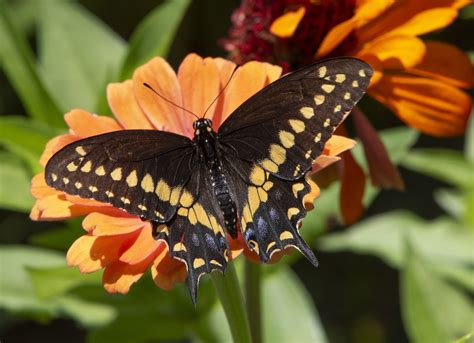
[261,267,328,343]
[401,149,474,188]
[0,115,57,173]
[119,0,191,79]
[466,111,473,163]
[29,220,83,250]
[434,188,464,219]
[0,245,64,316]
[454,331,474,343]
[28,266,102,299]
[401,251,474,343]
[0,152,34,212]
[37,1,126,113]
[0,1,63,127]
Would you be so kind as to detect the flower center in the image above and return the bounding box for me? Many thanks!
[223,0,357,71]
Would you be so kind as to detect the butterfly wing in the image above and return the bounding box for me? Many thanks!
[45,129,196,222]
[217,57,373,262]
[218,57,373,180]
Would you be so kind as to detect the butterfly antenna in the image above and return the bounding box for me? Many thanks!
[143,83,200,120]
[202,66,239,119]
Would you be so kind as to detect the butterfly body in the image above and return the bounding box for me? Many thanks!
[45,57,374,303]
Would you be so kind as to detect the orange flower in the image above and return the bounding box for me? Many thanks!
[224,0,473,223]
[30,54,356,294]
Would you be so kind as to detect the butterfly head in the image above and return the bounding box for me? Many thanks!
[193,118,213,135]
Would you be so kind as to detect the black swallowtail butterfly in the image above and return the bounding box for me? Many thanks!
[45,57,373,303]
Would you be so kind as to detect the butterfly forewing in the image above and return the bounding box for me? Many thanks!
[45,130,195,222]
[218,57,373,180]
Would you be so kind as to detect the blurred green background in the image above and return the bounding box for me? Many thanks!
[0,0,473,342]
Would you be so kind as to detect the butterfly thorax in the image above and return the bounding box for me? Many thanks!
[193,118,238,238]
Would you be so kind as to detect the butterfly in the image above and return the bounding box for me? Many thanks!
[45,57,373,303]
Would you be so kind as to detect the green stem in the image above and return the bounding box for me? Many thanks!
[244,260,262,343]
[211,261,252,343]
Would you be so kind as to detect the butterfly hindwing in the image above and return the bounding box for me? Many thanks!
[218,57,373,179]
[45,130,195,222]
[221,155,317,264]
[156,162,229,304]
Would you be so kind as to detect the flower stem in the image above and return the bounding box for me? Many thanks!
[211,261,252,343]
[244,260,262,343]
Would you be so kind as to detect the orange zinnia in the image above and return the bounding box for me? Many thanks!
[30,54,356,295]
[223,0,473,223]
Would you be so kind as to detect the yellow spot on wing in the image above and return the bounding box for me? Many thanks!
[81,161,92,173]
[193,258,205,269]
[287,207,300,219]
[359,69,366,77]
[250,165,266,186]
[156,179,171,201]
[314,133,322,143]
[261,158,279,173]
[266,241,276,253]
[89,186,98,193]
[51,173,58,181]
[299,107,314,119]
[280,231,294,240]
[126,170,138,187]
[269,144,286,165]
[334,74,346,83]
[67,162,78,172]
[173,242,187,252]
[75,146,87,156]
[292,183,304,197]
[193,202,211,229]
[111,168,122,180]
[248,186,260,215]
[322,84,335,93]
[188,208,197,224]
[305,150,312,159]
[314,94,325,105]
[318,66,327,78]
[334,105,341,112]
[120,197,130,204]
[324,118,331,127]
[352,80,359,87]
[180,190,194,207]
[279,130,295,148]
[141,173,155,193]
[344,92,351,100]
[288,119,305,133]
[95,166,106,176]
[63,177,69,184]
[210,260,223,267]
[257,187,268,202]
[263,181,273,191]
[74,182,82,189]
[105,191,114,198]
[138,204,147,211]
[169,186,182,206]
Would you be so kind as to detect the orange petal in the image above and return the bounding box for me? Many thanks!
[119,225,162,264]
[221,61,275,122]
[151,247,187,291]
[317,0,394,57]
[65,109,122,137]
[132,57,188,136]
[39,134,78,166]
[270,6,306,38]
[303,177,320,211]
[370,74,472,136]
[178,54,220,123]
[30,194,105,221]
[31,172,60,199]
[211,57,238,129]
[358,1,462,42]
[411,40,474,89]
[103,251,158,294]
[352,107,404,190]
[83,212,146,235]
[67,233,137,273]
[312,155,341,173]
[107,80,154,129]
[357,35,426,70]
[339,150,366,225]
[324,135,357,157]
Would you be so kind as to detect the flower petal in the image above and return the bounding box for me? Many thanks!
[103,251,158,294]
[107,80,154,129]
[211,58,238,128]
[339,150,366,225]
[151,247,187,291]
[370,74,472,136]
[313,135,356,172]
[352,107,404,190]
[119,225,162,264]
[65,109,122,137]
[270,6,306,38]
[411,40,474,89]
[178,54,220,123]
[67,233,137,273]
[31,173,60,199]
[317,0,394,57]
[83,212,147,235]
[132,57,188,136]
[358,1,463,42]
[30,194,105,221]
[357,35,426,70]
[39,134,78,166]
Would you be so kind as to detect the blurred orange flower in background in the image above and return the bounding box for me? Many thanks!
[223,0,473,224]
[30,54,356,294]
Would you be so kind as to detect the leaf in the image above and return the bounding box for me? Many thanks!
[37,1,126,113]
[0,152,34,212]
[119,0,191,79]
[466,111,473,163]
[0,1,63,127]
[401,251,474,343]
[401,149,474,188]
[261,267,328,343]
[434,188,464,219]
[0,115,58,173]
[29,220,83,250]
